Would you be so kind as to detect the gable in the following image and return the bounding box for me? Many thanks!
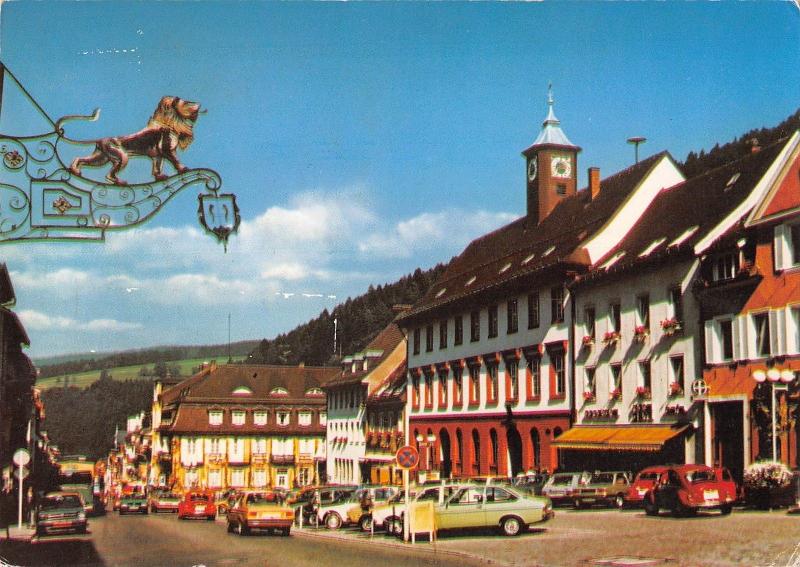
[747,132,800,225]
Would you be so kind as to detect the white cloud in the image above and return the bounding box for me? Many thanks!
[18,309,142,332]
[359,209,518,259]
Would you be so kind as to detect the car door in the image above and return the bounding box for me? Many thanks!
[484,487,518,525]
[436,487,485,530]
[656,470,681,509]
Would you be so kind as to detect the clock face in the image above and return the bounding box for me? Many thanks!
[551,155,572,178]
[527,158,538,181]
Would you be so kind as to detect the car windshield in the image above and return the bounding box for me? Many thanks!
[590,473,614,483]
[685,469,716,483]
[550,475,574,486]
[41,495,82,510]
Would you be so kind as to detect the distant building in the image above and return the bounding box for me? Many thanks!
[154,362,335,491]
[324,315,407,485]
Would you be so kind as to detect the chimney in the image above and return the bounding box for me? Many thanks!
[750,138,761,154]
[589,167,601,200]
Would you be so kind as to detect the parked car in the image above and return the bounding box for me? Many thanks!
[348,486,402,530]
[435,484,553,536]
[514,472,550,495]
[317,491,362,529]
[178,490,217,520]
[302,486,357,525]
[215,489,240,515]
[624,466,669,508]
[148,490,181,513]
[226,491,294,536]
[541,471,590,506]
[570,471,631,509]
[644,465,737,517]
[119,492,149,515]
[36,492,88,536]
[375,484,459,535]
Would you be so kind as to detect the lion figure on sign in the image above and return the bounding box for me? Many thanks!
[69,96,202,185]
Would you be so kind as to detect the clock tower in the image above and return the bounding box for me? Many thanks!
[522,86,581,225]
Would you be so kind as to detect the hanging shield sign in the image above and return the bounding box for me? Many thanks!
[198,192,241,252]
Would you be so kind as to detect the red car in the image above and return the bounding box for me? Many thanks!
[644,464,737,517]
[624,466,669,508]
[177,490,217,520]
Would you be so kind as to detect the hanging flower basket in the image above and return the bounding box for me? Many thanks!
[660,318,682,336]
[668,382,683,397]
[633,325,650,343]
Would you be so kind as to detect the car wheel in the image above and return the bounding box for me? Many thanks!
[501,516,524,537]
[227,521,234,533]
[720,505,732,516]
[573,499,585,510]
[672,502,693,518]
[207,515,215,521]
[644,500,658,516]
[325,512,342,530]
[281,527,291,536]
[236,521,249,536]
[359,515,373,532]
[615,495,625,509]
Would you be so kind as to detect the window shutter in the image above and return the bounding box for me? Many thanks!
[770,309,785,356]
[732,318,741,361]
[704,321,716,364]
[787,308,799,355]
[774,224,788,271]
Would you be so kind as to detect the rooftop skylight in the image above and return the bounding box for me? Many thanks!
[522,252,536,265]
[542,245,556,258]
[499,262,512,274]
[638,237,667,258]
[465,275,477,287]
[725,172,741,189]
[669,225,699,248]
[435,288,446,298]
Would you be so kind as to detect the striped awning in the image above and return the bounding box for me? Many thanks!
[553,425,689,452]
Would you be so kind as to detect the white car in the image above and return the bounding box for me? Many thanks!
[371,484,458,534]
[317,493,362,530]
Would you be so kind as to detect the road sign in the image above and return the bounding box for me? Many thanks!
[12,449,30,467]
[13,467,29,480]
[395,445,420,470]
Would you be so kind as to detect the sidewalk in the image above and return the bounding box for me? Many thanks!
[293,525,502,565]
[2,525,35,543]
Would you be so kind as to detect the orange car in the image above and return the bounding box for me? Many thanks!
[226,491,294,536]
[177,490,216,520]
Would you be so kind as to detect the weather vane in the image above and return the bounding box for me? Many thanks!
[0,62,240,251]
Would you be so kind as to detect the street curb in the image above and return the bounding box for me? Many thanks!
[292,527,508,566]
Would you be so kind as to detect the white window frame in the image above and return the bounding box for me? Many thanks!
[276,411,290,426]
[774,222,800,271]
[298,411,312,427]
[232,410,245,426]
[705,316,736,364]
[254,410,267,426]
[209,410,223,426]
[319,411,327,427]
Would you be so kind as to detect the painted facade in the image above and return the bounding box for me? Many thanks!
[399,92,684,478]
[700,133,800,478]
[154,362,335,491]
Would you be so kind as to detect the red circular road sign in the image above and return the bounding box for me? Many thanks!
[395,445,420,470]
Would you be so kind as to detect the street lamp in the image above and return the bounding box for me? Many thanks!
[753,368,796,462]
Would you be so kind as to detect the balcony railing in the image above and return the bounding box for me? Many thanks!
[270,454,295,465]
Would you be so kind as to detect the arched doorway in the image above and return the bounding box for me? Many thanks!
[506,427,523,477]
[439,428,452,479]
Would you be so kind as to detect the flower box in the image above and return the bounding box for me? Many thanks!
[582,391,596,402]
[668,382,683,397]
[635,386,651,399]
[603,331,621,345]
[660,318,682,336]
[581,335,594,348]
[609,388,622,401]
[633,325,650,343]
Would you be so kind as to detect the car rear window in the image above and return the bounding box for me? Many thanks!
[189,494,210,502]
[637,472,659,481]
[42,495,82,509]
[591,473,614,483]
[685,469,715,483]
[551,475,574,486]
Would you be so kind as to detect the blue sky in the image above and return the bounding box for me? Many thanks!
[0,1,798,358]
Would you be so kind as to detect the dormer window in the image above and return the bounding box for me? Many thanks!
[209,410,223,426]
[712,253,739,281]
[270,387,289,397]
[232,386,253,396]
[305,387,323,397]
[232,410,245,426]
